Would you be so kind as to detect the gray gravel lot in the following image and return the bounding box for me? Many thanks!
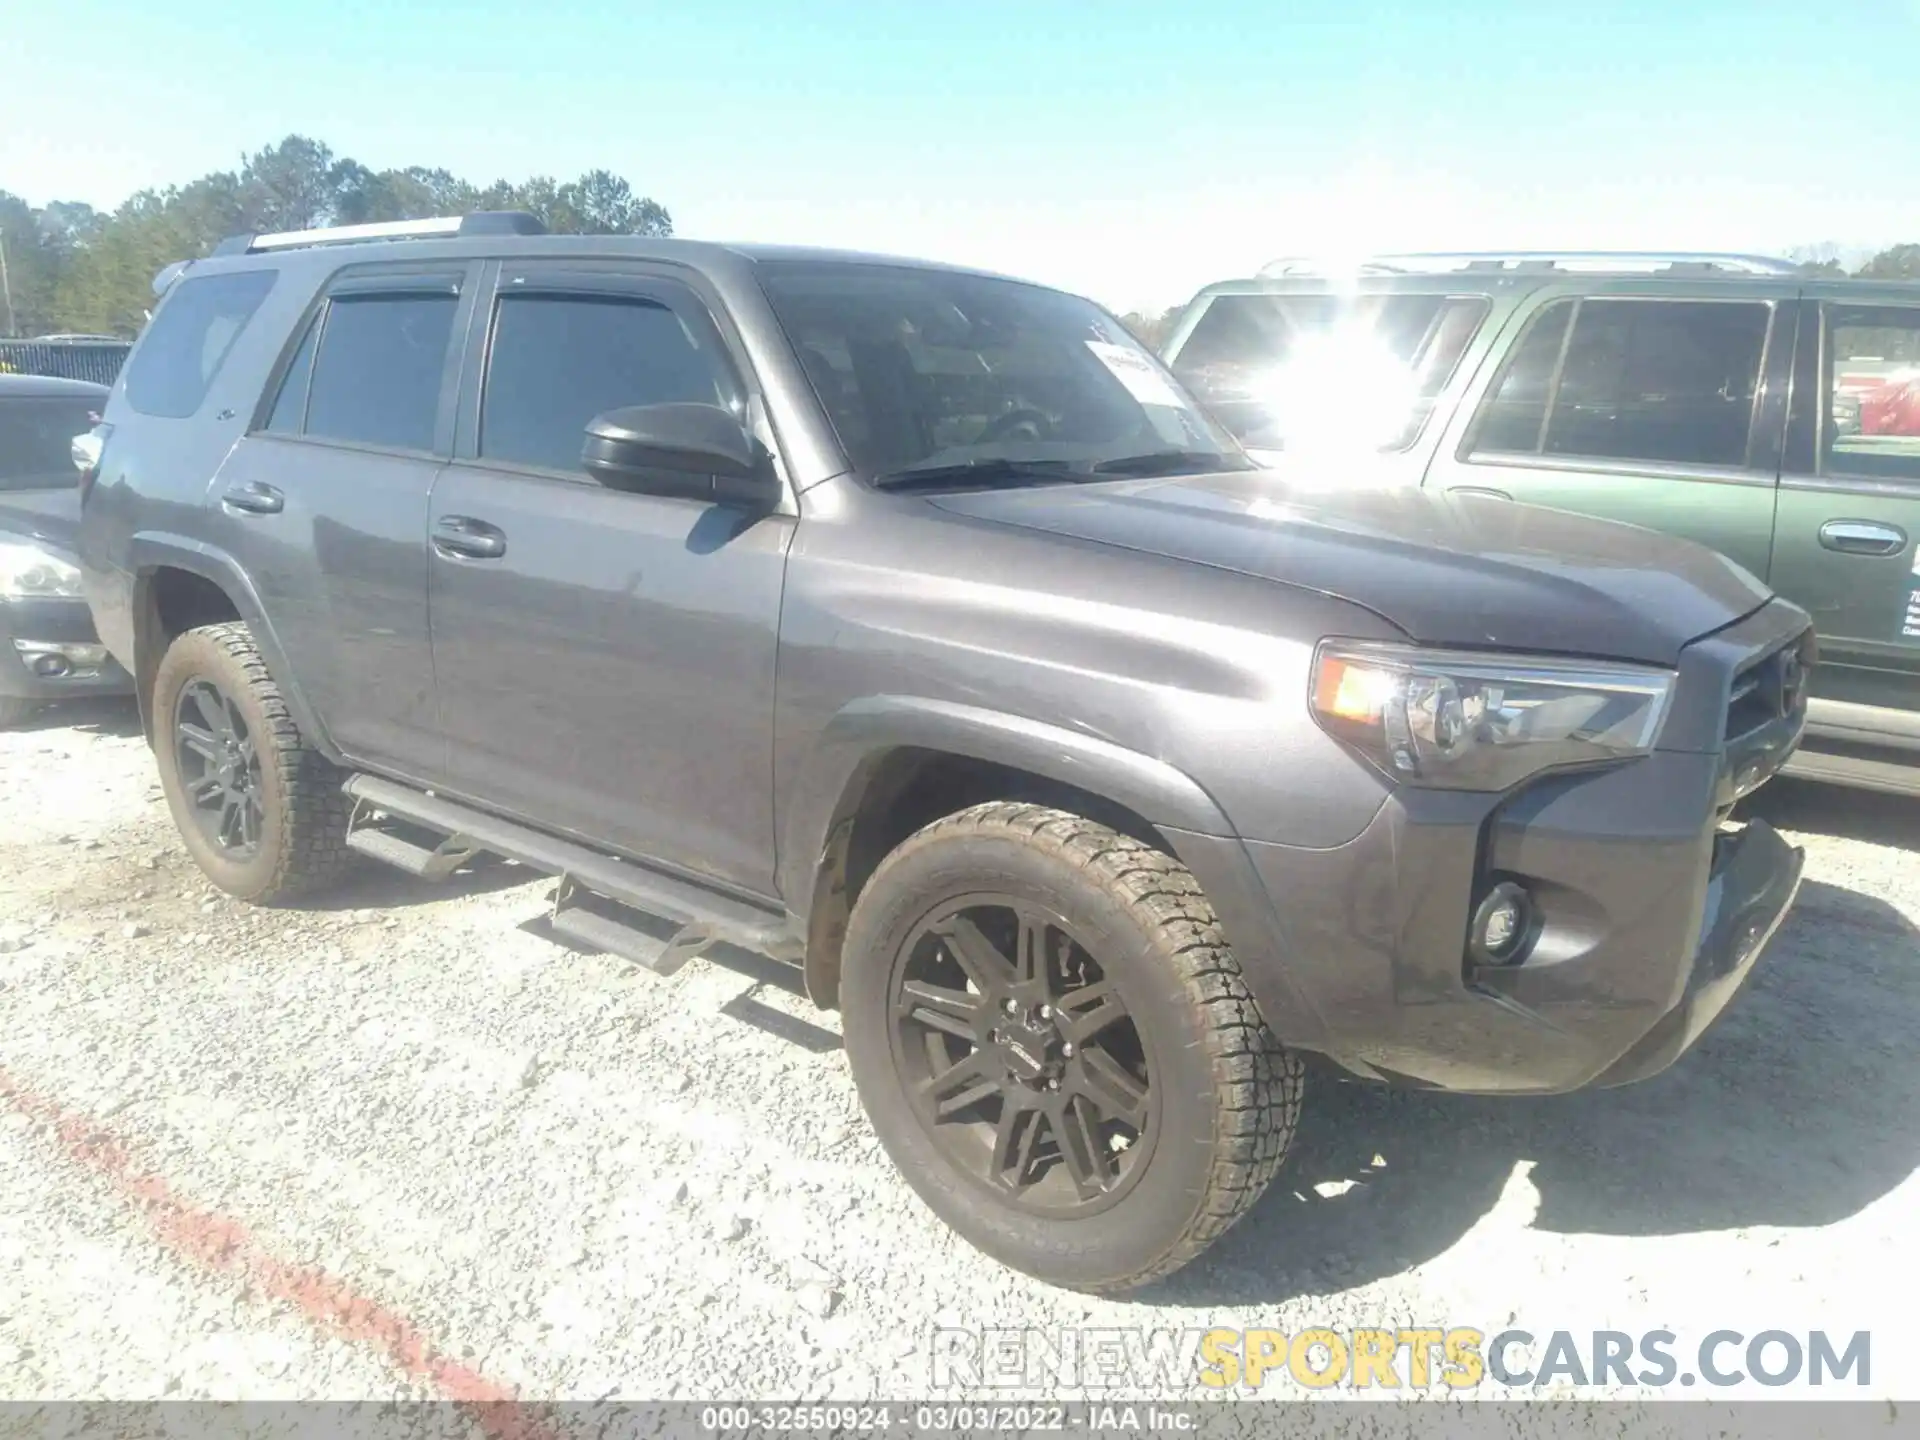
[2,697,1917,1413]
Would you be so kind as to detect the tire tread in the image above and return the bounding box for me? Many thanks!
[161,622,353,901]
[892,799,1303,1292]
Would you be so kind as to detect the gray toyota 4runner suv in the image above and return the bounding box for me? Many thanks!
[80,213,1812,1292]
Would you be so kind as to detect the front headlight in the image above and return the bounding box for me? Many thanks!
[0,540,85,600]
[1310,641,1675,791]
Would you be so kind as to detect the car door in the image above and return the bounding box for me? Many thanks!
[427,261,793,895]
[1768,289,1920,734]
[212,263,474,780]
[1424,283,1794,582]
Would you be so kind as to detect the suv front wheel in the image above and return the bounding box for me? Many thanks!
[841,801,1302,1292]
[151,621,354,903]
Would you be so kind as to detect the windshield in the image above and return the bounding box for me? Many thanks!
[0,398,96,492]
[1170,292,1490,455]
[757,260,1242,482]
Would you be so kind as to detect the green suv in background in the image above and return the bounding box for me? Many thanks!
[1162,252,1920,796]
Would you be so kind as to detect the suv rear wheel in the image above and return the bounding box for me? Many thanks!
[840,801,1302,1291]
[151,621,353,903]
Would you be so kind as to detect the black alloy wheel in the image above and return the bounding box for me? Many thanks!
[889,895,1156,1216]
[172,676,265,858]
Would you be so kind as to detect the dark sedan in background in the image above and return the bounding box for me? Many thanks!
[0,374,132,726]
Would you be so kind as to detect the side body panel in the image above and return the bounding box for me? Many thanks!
[1769,288,1920,745]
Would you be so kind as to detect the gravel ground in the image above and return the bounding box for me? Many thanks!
[2,696,1918,1415]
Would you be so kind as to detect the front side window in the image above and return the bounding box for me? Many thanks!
[1827,304,1920,483]
[302,292,458,452]
[758,260,1239,481]
[1472,298,1771,470]
[0,398,99,491]
[1169,291,1490,453]
[479,292,735,473]
[123,270,276,419]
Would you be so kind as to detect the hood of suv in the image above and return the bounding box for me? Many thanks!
[928,471,1771,666]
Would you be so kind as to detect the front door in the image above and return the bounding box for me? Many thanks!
[1768,290,1920,728]
[426,263,792,895]
[1425,286,1792,583]
[212,265,473,779]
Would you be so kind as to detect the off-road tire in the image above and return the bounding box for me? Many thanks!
[841,801,1303,1292]
[151,621,353,903]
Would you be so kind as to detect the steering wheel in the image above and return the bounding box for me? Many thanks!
[975,407,1054,444]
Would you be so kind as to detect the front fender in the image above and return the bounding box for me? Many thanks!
[126,534,336,758]
[779,694,1336,1056]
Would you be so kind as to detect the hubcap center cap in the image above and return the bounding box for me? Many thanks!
[993,1013,1063,1084]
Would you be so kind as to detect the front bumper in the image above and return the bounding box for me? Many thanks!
[1171,599,1813,1096]
[0,595,134,702]
[1590,819,1803,1087]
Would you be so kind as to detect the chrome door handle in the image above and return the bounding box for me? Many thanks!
[1818,520,1906,556]
[1450,485,1513,501]
[221,481,284,515]
[432,516,507,560]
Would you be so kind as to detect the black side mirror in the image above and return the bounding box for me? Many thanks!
[581,403,778,505]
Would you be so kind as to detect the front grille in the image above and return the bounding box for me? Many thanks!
[1725,631,1812,742]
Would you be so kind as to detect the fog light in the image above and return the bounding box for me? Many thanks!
[13,639,107,675]
[1472,881,1533,964]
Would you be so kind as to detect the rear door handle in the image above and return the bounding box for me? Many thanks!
[221,481,283,515]
[1818,520,1906,556]
[432,515,507,560]
[1449,485,1512,501]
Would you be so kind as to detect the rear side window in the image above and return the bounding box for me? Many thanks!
[262,316,320,434]
[302,293,458,452]
[1826,304,1920,483]
[123,270,275,418]
[479,292,734,473]
[1169,291,1489,451]
[1471,298,1772,469]
[0,398,99,491]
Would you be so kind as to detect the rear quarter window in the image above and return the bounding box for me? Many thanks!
[123,270,277,419]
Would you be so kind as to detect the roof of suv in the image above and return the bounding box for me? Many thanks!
[1189,252,1920,299]
[156,228,1039,300]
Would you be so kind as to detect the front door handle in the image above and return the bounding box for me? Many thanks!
[221,481,284,515]
[432,516,507,560]
[1450,485,1513,501]
[1818,519,1906,556]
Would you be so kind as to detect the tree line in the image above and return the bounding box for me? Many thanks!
[0,135,672,338]
[3,138,1916,344]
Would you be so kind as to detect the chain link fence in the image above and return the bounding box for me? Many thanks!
[0,339,132,388]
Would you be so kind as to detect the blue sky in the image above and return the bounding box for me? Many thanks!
[4,0,1916,309]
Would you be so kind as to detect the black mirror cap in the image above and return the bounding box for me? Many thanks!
[582,402,776,502]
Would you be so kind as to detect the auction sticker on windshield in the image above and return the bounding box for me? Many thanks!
[1086,340,1188,408]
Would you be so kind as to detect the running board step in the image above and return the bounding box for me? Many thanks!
[548,881,695,977]
[339,774,803,963]
[345,802,480,880]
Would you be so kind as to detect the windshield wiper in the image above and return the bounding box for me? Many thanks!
[872,457,1083,491]
[1089,450,1249,476]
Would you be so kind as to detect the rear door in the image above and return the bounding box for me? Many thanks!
[213,263,474,780]
[426,261,792,894]
[1425,283,1794,582]
[1768,288,1920,734]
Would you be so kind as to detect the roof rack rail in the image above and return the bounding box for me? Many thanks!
[210,210,547,257]
[1257,250,1801,278]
